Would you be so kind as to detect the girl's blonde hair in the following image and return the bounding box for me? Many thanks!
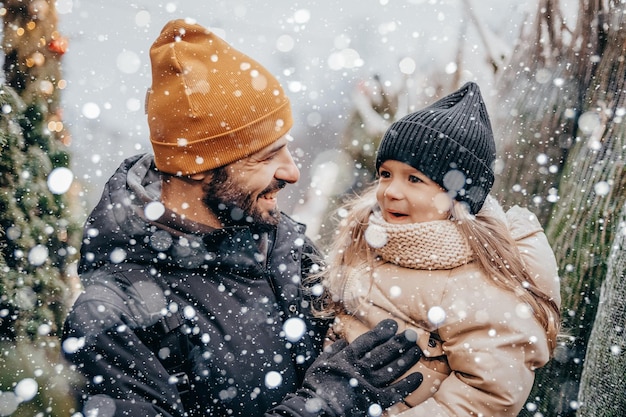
[317,185,561,353]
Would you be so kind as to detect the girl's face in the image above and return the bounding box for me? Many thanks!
[376,160,451,224]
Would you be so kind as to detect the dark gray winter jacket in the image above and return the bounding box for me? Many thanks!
[62,154,327,417]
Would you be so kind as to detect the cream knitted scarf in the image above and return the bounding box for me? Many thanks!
[365,211,473,270]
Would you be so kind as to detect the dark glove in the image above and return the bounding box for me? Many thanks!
[274,319,423,417]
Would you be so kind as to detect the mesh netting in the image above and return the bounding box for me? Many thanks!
[577,204,626,416]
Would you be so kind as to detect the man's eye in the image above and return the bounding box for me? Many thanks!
[257,152,277,162]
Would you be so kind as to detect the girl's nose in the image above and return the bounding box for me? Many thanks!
[383,180,403,199]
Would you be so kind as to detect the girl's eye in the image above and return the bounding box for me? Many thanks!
[379,170,391,178]
[409,175,422,183]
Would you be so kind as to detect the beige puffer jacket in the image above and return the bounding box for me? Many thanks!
[332,199,561,417]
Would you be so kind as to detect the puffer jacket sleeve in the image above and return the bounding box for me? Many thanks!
[478,195,561,307]
[62,269,185,417]
[506,205,561,307]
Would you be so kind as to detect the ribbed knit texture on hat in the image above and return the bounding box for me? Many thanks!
[146,19,293,175]
[376,82,496,214]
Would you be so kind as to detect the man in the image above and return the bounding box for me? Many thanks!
[62,18,422,417]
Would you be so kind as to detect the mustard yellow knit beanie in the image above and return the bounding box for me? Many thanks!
[146,19,293,175]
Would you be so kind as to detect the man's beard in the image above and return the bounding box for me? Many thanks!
[202,166,285,230]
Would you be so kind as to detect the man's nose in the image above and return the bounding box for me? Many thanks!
[276,149,300,184]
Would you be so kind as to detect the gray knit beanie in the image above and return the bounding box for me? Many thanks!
[375,82,496,214]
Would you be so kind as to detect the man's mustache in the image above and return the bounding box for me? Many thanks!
[260,180,287,196]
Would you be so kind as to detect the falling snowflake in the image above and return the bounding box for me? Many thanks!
[427,306,446,325]
[364,223,388,248]
[265,371,283,389]
[283,317,307,342]
[47,167,74,194]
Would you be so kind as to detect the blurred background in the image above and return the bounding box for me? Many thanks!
[56,0,532,213]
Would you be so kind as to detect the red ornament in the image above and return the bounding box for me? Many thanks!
[48,37,68,55]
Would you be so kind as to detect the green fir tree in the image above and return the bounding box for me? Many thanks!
[1,1,83,415]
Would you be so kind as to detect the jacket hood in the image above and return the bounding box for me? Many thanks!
[78,154,280,276]
[79,154,152,273]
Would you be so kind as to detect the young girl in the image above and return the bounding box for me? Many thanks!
[319,82,561,416]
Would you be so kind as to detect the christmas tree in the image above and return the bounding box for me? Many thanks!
[1,1,82,415]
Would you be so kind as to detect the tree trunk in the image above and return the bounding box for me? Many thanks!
[493,1,626,415]
[550,3,626,415]
[492,0,579,226]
